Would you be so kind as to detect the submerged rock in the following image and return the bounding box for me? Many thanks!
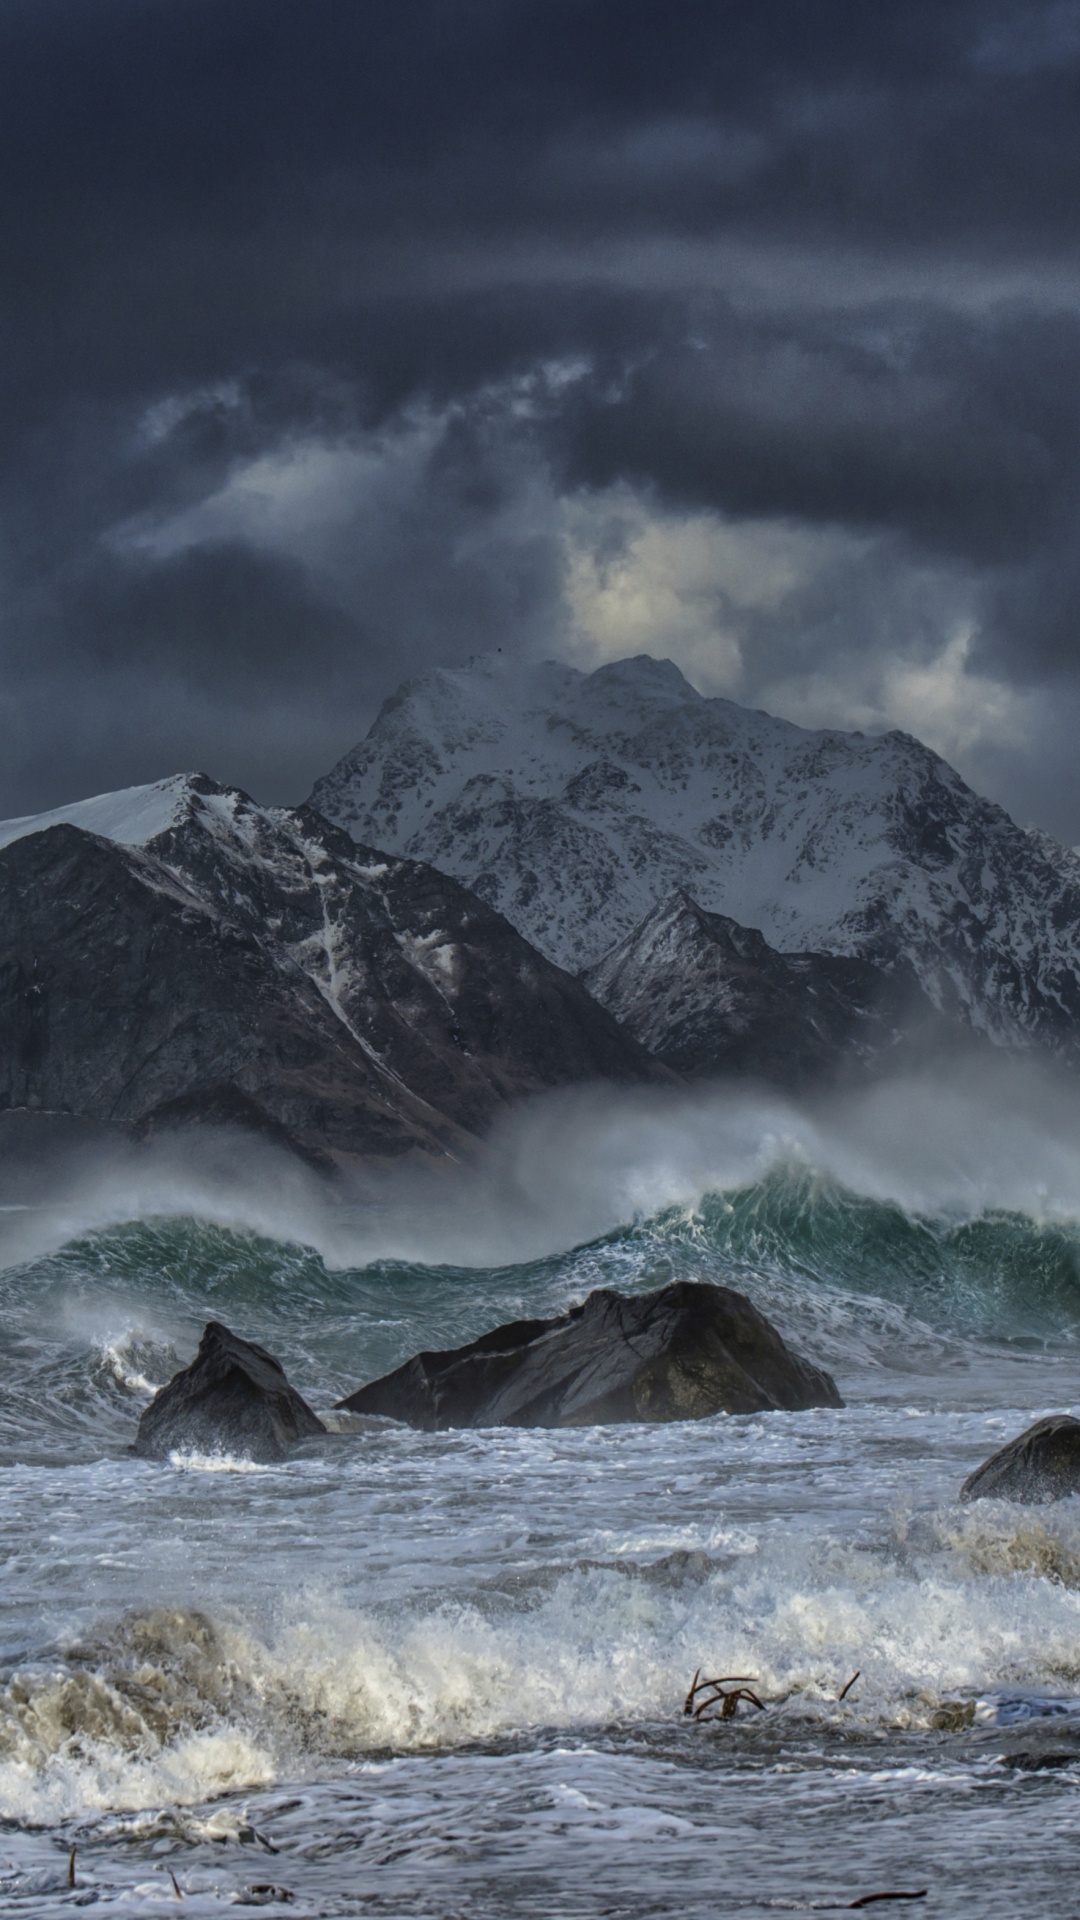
[960,1414,1080,1505]
[134,1321,326,1462]
[337,1280,842,1430]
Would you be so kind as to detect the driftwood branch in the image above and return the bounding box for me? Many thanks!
[848,1894,928,1908]
[683,1671,765,1721]
[684,1671,758,1712]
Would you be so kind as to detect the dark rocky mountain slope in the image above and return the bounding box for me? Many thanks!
[0,776,667,1165]
[583,890,950,1084]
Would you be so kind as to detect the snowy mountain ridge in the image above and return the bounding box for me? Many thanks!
[0,773,662,1164]
[310,653,1080,1057]
[582,888,946,1084]
[0,774,192,854]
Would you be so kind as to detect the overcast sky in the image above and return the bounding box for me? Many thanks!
[4,0,1080,836]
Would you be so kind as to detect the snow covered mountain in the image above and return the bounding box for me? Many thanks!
[0,774,663,1165]
[310,654,1080,1058]
[582,890,947,1084]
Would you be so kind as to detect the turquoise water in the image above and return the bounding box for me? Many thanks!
[4,1162,1080,1469]
[4,1079,1080,1914]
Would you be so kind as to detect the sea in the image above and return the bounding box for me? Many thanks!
[4,1062,1080,1917]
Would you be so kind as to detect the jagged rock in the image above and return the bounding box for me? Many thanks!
[134,1321,326,1462]
[337,1280,843,1430]
[960,1414,1080,1504]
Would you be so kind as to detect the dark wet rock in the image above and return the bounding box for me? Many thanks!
[337,1280,842,1430]
[960,1414,1080,1505]
[134,1321,326,1463]
[1002,1749,1080,1772]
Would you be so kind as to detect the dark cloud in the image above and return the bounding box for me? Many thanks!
[3,0,1080,830]
[557,305,1077,563]
[0,381,566,812]
[3,0,1077,422]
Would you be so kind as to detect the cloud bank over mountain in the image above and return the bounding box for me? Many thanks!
[5,0,1080,835]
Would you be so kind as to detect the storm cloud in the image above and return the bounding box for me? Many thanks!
[4,0,1080,833]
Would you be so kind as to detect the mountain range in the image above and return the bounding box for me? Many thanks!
[3,651,1080,1169]
[0,773,663,1167]
[311,654,1080,1061]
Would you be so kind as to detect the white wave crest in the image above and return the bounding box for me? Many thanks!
[98,1334,163,1398]
[7,1053,1080,1279]
[166,1451,270,1473]
[6,1507,1080,1822]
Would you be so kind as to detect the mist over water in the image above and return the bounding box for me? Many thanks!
[5,1062,1080,1914]
[8,1051,1080,1273]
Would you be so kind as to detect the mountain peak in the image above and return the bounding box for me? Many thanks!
[309,650,1080,1057]
[582,888,943,1085]
[585,653,698,701]
[0,765,665,1167]
[0,772,202,854]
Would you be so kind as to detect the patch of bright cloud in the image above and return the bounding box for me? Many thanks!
[561,491,862,694]
[759,625,1037,773]
[112,426,439,564]
[883,625,1035,758]
[559,489,1036,787]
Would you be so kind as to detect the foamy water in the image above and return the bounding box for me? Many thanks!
[4,1073,1080,1915]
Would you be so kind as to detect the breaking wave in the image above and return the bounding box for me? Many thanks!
[7,1496,1080,1823]
[7,1068,1080,1850]
[3,1157,1080,1460]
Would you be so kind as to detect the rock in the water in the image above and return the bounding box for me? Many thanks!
[337,1280,842,1430]
[134,1321,326,1462]
[960,1414,1080,1504]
